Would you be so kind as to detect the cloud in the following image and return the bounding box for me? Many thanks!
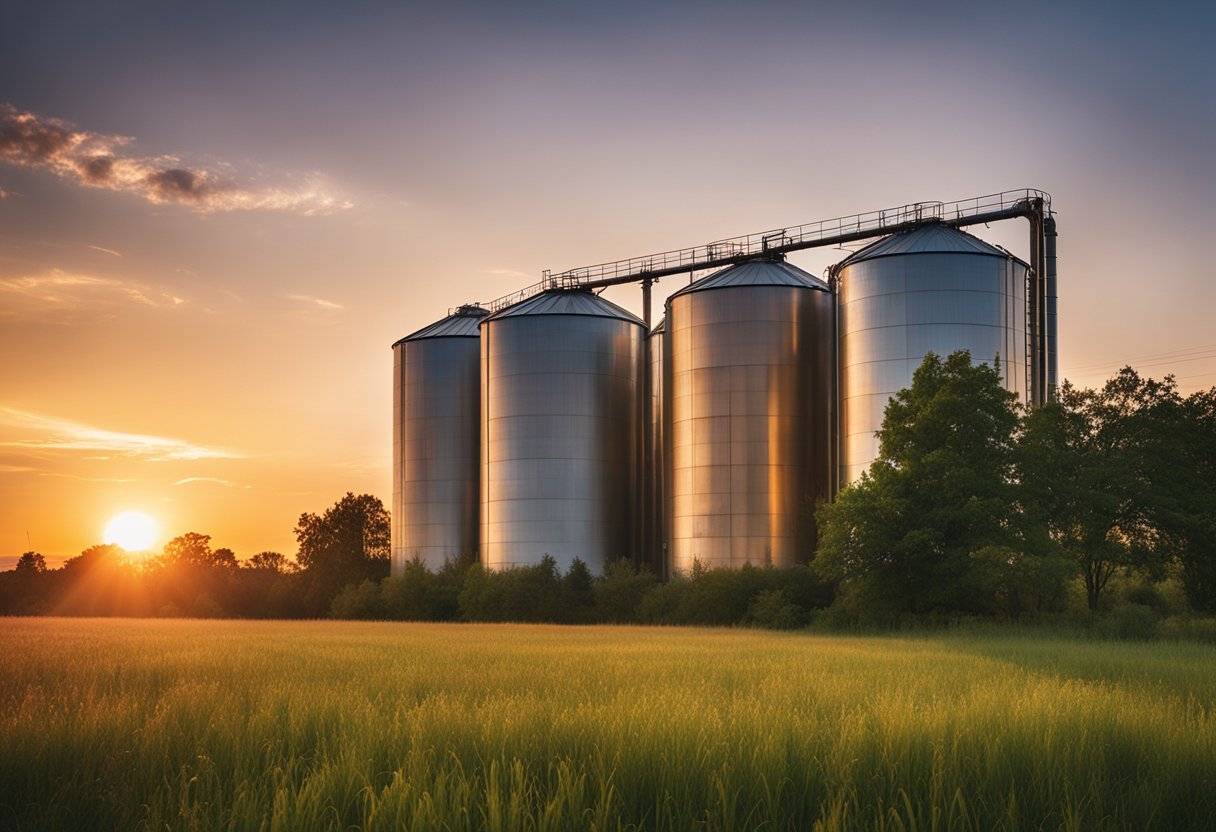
[86,244,122,257]
[0,268,184,320]
[0,103,351,215]
[286,293,344,310]
[0,407,241,461]
[174,476,249,489]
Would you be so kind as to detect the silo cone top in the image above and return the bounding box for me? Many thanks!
[393,304,489,346]
[670,259,828,300]
[485,288,644,326]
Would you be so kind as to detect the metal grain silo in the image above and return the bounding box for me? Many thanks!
[392,304,488,575]
[646,316,668,576]
[666,260,833,573]
[836,222,1029,483]
[481,289,644,573]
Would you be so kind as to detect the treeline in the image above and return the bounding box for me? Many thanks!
[0,493,391,619]
[332,556,831,629]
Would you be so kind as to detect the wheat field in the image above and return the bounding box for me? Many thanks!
[1,618,1213,830]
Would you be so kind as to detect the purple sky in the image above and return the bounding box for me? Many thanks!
[2,0,1214,561]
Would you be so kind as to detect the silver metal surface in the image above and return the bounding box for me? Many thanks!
[480,290,644,573]
[837,224,1030,483]
[666,261,833,573]
[392,305,488,574]
[646,317,667,574]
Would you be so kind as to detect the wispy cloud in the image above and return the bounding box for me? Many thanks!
[86,244,122,257]
[0,408,241,461]
[487,268,532,279]
[0,268,184,320]
[174,476,249,489]
[0,103,351,215]
[286,293,344,310]
[39,472,139,483]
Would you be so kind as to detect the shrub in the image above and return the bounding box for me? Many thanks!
[1097,603,1159,641]
[747,589,806,630]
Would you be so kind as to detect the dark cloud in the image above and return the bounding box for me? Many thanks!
[0,107,77,163]
[0,103,349,214]
[80,155,115,183]
[145,167,218,202]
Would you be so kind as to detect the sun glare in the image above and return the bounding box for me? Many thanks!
[103,511,159,552]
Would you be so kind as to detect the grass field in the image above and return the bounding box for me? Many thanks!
[1,619,1213,831]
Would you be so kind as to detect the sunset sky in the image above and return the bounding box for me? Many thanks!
[2,1,1214,566]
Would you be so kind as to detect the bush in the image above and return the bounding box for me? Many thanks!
[594,559,659,623]
[1159,615,1216,644]
[330,580,385,619]
[1096,603,1159,641]
[747,589,806,630]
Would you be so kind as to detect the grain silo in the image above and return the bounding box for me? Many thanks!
[836,222,1030,483]
[646,316,668,576]
[391,304,488,575]
[480,289,644,573]
[666,259,833,572]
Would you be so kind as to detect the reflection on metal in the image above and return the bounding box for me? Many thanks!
[666,260,833,572]
[646,317,667,575]
[837,223,1030,483]
[480,289,644,573]
[1045,215,1058,398]
[391,304,488,575]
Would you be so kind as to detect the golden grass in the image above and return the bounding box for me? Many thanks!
[1,619,1213,830]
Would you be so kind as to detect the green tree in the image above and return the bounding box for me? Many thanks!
[815,351,1041,617]
[1018,369,1177,610]
[294,493,390,608]
[1148,385,1216,612]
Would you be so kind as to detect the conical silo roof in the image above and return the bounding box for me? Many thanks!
[650,316,666,336]
[840,222,1011,264]
[669,259,828,300]
[486,289,644,326]
[393,304,489,345]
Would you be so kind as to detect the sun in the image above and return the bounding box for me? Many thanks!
[103,511,159,552]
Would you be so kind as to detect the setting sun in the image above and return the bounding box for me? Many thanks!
[103,511,159,552]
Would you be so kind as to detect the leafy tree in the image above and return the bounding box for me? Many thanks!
[815,351,1041,617]
[295,492,390,610]
[245,551,294,573]
[57,544,149,616]
[1019,369,1177,610]
[1148,386,1216,611]
[15,551,47,573]
[161,532,215,567]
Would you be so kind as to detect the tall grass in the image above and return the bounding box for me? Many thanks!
[1,619,1213,830]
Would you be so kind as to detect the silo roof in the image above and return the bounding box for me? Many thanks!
[650,316,666,336]
[486,289,644,326]
[670,259,828,300]
[841,222,1011,264]
[393,305,489,345]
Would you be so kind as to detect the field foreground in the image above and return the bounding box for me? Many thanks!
[1,620,1214,831]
